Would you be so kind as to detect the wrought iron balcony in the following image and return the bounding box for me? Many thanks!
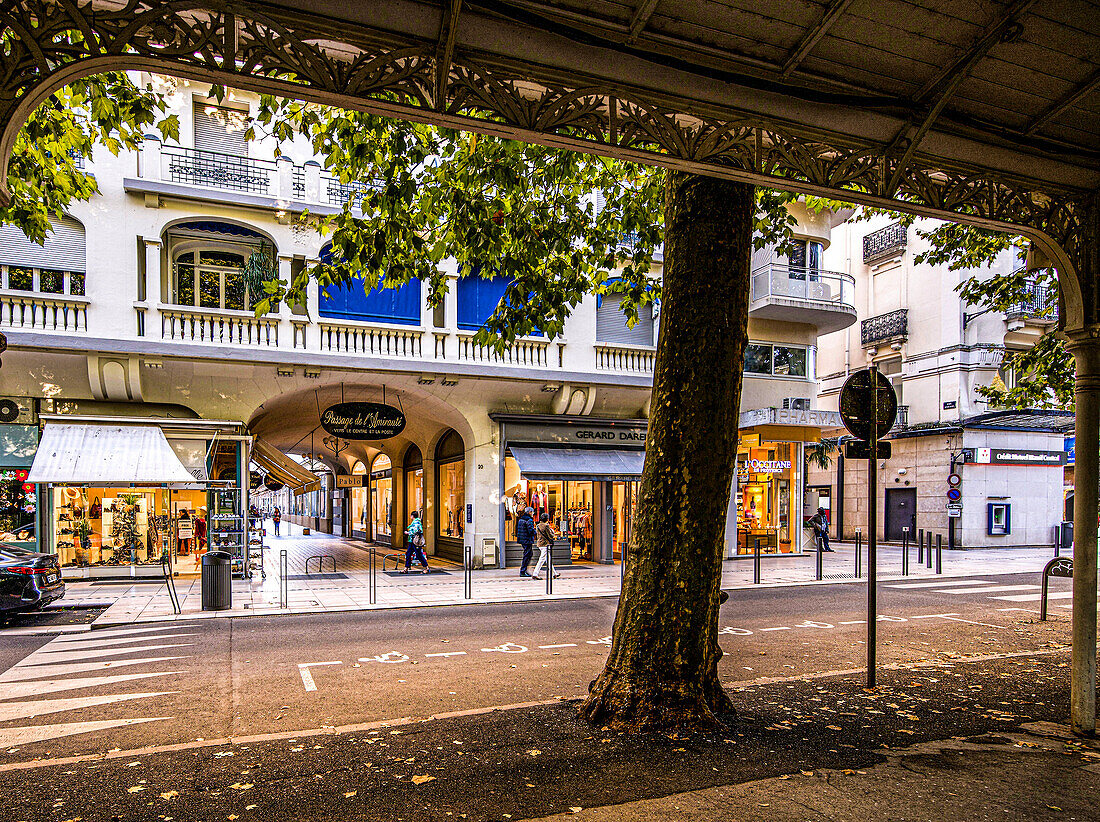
[861,308,908,347]
[164,146,276,194]
[863,222,906,264]
[1006,282,1057,321]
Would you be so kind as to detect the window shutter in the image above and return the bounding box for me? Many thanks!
[0,215,85,271]
[596,292,654,346]
[194,104,248,155]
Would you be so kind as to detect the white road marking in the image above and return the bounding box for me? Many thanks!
[760,627,790,632]
[997,607,1039,612]
[537,644,578,649]
[586,637,612,645]
[481,643,528,653]
[912,613,961,618]
[717,628,753,636]
[992,592,1073,602]
[912,613,1004,629]
[940,585,1041,594]
[359,652,409,664]
[0,692,172,723]
[839,620,865,625]
[0,672,185,701]
[424,652,468,658]
[887,580,987,589]
[298,661,342,692]
[0,717,170,748]
[31,643,195,662]
[795,621,834,629]
[45,633,198,650]
[0,657,190,683]
[50,626,200,642]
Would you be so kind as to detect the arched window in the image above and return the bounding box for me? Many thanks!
[0,215,86,296]
[370,454,393,542]
[350,460,368,537]
[318,243,421,325]
[166,221,273,311]
[436,430,465,544]
[404,445,423,524]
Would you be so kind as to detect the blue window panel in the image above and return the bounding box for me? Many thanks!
[318,274,421,325]
[457,272,511,331]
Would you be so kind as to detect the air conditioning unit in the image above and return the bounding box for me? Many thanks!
[782,397,811,411]
[0,397,34,425]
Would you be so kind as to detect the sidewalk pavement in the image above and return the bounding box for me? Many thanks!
[54,522,1065,627]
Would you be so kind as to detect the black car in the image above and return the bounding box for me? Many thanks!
[0,542,65,615]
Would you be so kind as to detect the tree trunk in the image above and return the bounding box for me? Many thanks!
[579,173,754,733]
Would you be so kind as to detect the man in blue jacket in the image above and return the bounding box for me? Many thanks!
[516,506,536,577]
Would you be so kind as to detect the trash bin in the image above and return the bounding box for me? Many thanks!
[201,550,232,611]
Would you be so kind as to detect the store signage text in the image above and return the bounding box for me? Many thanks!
[336,475,364,488]
[970,448,1065,467]
[321,402,407,440]
[575,430,647,443]
[737,459,792,475]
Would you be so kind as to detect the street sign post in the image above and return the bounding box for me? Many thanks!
[838,366,899,689]
[947,488,962,502]
[947,503,963,518]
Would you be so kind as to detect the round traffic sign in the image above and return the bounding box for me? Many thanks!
[839,368,898,441]
[948,473,961,487]
[947,488,962,502]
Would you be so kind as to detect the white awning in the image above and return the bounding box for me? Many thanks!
[508,446,645,480]
[27,423,199,485]
[251,437,320,493]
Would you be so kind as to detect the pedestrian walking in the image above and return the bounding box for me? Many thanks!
[403,511,430,574]
[272,507,281,536]
[531,512,560,581]
[809,507,833,552]
[516,506,536,577]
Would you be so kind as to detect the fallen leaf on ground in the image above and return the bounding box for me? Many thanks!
[411,775,436,785]
[126,787,144,794]
[344,791,357,798]
[159,791,178,800]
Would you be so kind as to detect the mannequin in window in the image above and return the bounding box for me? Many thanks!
[530,483,549,521]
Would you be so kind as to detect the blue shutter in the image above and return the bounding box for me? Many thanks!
[319,276,421,324]
[457,271,510,331]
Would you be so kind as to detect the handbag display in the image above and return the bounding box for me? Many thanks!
[89,496,102,519]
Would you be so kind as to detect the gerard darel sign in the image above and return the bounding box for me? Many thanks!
[320,402,406,440]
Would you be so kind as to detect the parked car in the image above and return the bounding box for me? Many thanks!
[0,542,64,615]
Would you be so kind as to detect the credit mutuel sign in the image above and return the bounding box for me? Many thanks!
[968,448,1066,466]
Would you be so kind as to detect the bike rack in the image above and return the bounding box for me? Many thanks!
[161,551,181,615]
[382,554,406,571]
[304,555,336,575]
[1040,556,1073,621]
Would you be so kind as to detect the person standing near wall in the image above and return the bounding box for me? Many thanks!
[531,512,561,581]
[516,506,536,577]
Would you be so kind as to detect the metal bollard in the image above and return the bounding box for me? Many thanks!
[917,529,924,563]
[369,545,377,605]
[753,538,761,584]
[855,529,862,579]
[546,543,554,596]
[464,545,472,600]
[1053,525,1060,557]
[816,540,823,580]
[902,527,909,576]
[926,531,933,569]
[279,549,288,609]
[936,533,943,574]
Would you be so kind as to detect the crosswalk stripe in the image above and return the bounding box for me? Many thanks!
[0,717,171,748]
[0,692,173,723]
[0,672,184,701]
[30,644,195,662]
[50,626,201,643]
[940,585,1041,594]
[0,657,190,683]
[992,591,1074,602]
[42,633,198,651]
[887,580,986,589]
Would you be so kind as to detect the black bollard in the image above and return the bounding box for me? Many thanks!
[936,533,943,574]
[902,527,909,576]
[855,529,862,578]
[926,531,933,569]
[753,538,761,584]
[917,528,924,563]
[816,539,823,580]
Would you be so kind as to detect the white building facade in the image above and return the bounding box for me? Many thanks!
[0,77,857,576]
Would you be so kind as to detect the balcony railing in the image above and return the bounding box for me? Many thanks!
[861,308,908,347]
[1006,282,1057,321]
[0,291,88,332]
[890,404,909,431]
[457,332,549,367]
[163,146,276,195]
[595,342,656,374]
[750,263,855,308]
[160,305,280,347]
[319,319,423,358]
[863,222,906,264]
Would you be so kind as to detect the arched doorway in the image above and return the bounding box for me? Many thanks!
[349,461,368,539]
[370,454,393,545]
[403,445,423,549]
[435,430,465,562]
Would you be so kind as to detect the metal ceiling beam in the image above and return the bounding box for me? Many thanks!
[1026,67,1100,136]
[433,0,463,111]
[626,0,660,44]
[885,0,1038,195]
[780,0,854,79]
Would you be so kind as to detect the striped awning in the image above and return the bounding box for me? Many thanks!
[251,438,320,493]
[27,423,198,485]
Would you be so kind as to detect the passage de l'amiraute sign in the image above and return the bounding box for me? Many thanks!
[321,402,406,440]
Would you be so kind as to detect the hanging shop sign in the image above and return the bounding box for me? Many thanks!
[263,475,285,492]
[336,475,365,488]
[320,402,406,440]
[249,470,263,490]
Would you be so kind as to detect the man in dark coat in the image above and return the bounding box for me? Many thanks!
[516,506,536,577]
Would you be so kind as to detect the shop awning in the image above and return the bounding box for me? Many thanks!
[508,447,645,480]
[27,423,199,485]
[251,438,321,493]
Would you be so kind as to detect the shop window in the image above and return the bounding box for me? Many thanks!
[350,461,368,534]
[318,243,422,325]
[0,469,35,544]
[371,454,393,540]
[736,441,800,555]
[437,430,465,540]
[404,445,423,527]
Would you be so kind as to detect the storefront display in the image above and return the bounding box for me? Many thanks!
[436,430,466,556]
[0,468,35,547]
[350,462,368,536]
[370,454,392,543]
[736,441,801,554]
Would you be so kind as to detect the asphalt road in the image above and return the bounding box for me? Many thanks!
[0,571,1077,763]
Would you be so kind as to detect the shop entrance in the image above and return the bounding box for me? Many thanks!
[735,441,800,554]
